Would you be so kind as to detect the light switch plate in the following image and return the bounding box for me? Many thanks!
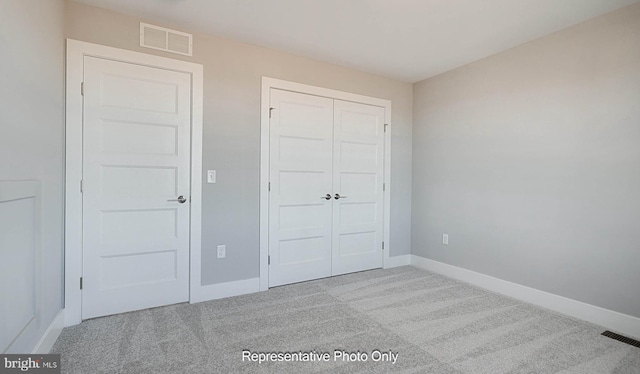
[207,170,216,183]
[442,233,449,245]
[217,245,226,258]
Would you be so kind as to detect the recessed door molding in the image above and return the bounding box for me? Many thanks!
[64,39,203,326]
[259,77,392,291]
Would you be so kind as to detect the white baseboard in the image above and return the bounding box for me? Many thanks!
[190,277,261,304]
[411,255,640,340]
[384,254,411,268]
[32,310,64,354]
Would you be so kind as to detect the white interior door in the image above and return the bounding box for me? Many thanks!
[268,89,385,286]
[82,56,192,319]
[268,89,334,287]
[331,100,385,275]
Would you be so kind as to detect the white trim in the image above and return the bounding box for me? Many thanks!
[259,80,271,291]
[32,310,64,354]
[188,67,205,313]
[190,278,261,303]
[64,39,203,326]
[384,255,411,268]
[411,255,640,340]
[259,77,392,291]
[381,110,392,271]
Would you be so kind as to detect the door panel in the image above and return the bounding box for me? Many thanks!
[100,120,178,155]
[332,100,385,276]
[82,56,191,319]
[268,89,334,287]
[99,250,178,289]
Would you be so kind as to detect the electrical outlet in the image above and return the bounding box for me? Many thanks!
[217,245,226,258]
[442,233,449,245]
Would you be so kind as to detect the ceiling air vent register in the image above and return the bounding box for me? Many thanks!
[140,22,193,56]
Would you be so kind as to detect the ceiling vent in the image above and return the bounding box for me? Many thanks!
[140,23,193,56]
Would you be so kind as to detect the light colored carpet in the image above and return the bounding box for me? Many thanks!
[52,266,640,373]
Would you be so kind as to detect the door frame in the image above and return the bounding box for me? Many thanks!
[259,77,392,291]
[64,39,203,326]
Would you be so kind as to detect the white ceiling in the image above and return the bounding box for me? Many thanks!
[74,0,639,82]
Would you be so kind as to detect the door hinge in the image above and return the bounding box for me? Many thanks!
[269,107,275,119]
[382,241,385,250]
[384,123,389,132]
[80,179,83,193]
[268,255,271,265]
[80,277,83,290]
[268,182,271,191]
[383,183,386,191]
[81,82,84,96]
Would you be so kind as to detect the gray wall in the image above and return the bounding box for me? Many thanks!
[64,1,413,286]
[412,3,640,318]
[0,0,65,351]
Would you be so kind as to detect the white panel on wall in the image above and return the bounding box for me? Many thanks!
[0,181,41,353]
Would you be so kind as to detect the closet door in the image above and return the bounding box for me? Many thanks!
[268,89,334,287]
[331,100,385,275]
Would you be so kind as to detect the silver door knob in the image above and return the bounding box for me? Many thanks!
[321,194,332,200]
[168,195,187,204]
[334,193,347,200]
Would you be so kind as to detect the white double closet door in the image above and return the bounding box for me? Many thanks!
[269,89,385,287]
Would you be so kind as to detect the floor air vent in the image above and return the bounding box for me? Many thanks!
[140,23,192,56]
[601,331,640,348]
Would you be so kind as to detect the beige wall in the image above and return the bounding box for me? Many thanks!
[0,0,65,352]
[413,3,640,317]
[64,1,413,286]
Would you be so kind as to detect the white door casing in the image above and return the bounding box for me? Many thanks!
[65,40,203,326]
[81,57,192,319]
[268,89,334,287]
[266,87,388,287]
[331,100,385,275]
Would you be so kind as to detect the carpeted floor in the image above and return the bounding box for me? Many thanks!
[52,266,640,373]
